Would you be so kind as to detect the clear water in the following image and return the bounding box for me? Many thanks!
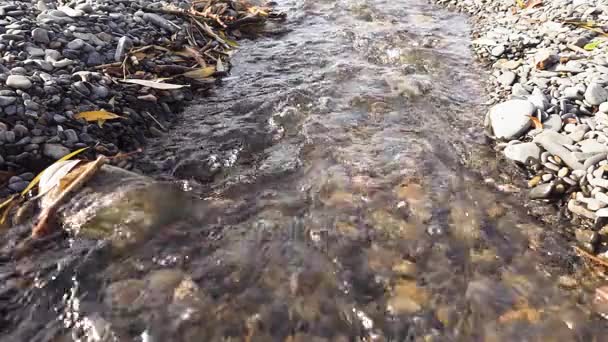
[2,0,607,341]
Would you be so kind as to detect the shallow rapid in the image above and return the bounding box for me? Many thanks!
[2,0,608,340]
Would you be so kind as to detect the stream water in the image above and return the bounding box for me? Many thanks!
[2,0,608,341]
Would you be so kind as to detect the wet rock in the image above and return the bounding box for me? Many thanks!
[258,144,302,177]
[386,280,429,315]
[104,279,145,311]
[392,260,417,278]
[54,166,190,253]
[575,229,598,252]
[486,100,534,140]
[593,286,608,320]
[529,183,553,199]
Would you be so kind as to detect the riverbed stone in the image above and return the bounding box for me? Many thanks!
[585,83,608,106]
[6,75,32,89]
[543,115,562,131]
[529,183,553,199]
[487,100,534,140]
[32,28,50,44]
[498,71,516,86]
[42,143,70,160]
[504,142,541,164]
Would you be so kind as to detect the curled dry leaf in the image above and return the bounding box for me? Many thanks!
[37,160,82,197]
[184,46,207,67]
[525,0,542,9]
[21,147,89,197]
[529,116,543,129]
[33,156,106,238]
[498,308,541,324]
[182,66,216,80]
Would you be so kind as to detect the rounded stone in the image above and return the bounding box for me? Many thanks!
[32,28,50,44]
[503,142,541,164]
[6,75,32,89]
[487,100,534,140]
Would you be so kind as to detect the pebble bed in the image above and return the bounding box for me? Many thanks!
[0,0,234,197]
[434,0,608,253]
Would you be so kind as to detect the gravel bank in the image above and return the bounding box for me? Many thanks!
[0,0,281,197]
[434,0,608,254]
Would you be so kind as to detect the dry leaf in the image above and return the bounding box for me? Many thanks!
[75,110,122,122]
[498,308,541,324]
[58,163,88,191]
[38,160,82,197]
[182,66,216,80]
[119,79,188,89]
[216,58,225,72]
[33,156,106,238]
[0,197,17,225]
[21,147,88,197]
[529,116,543,129]
[184,46,207,67]
[525,0,542,9]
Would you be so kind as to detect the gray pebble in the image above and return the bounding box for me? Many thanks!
[530,183,553,199]
[6,75,32,89]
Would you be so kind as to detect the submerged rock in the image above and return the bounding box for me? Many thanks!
[36,165,192,254]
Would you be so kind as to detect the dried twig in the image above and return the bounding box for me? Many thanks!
[191,18,229,48]
[144,111,167,131]
[573,245,608,268]
[32,156,107,238]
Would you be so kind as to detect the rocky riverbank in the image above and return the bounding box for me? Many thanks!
[0,0,282,198]
[434,0,608,255]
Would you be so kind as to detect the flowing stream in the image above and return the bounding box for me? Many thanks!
[2,0,608,340]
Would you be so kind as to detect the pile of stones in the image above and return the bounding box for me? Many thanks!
[0,0,281,196]
[434,0,608,253]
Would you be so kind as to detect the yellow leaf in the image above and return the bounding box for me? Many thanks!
[97,119,106,128]
[75,111,122,122]
[0,195,17,212]
[516,0,525,8]
[225,39,239,48]
[182,67,216,80]
[21,147,89,197]
[0,197,17,225]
